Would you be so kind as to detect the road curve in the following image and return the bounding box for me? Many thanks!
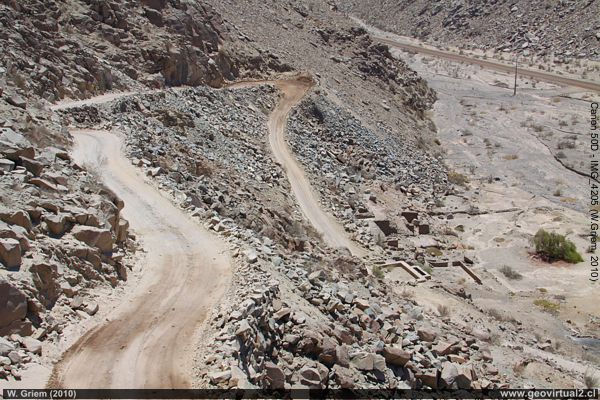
[266,78,365,257]
[49,129,231,388]
[228,78,364,256]
[48,77,364,387]
[375,36,600,92]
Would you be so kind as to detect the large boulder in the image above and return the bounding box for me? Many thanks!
[0,159,15,172]
[0,238,21,269]
[332,365,356,389]
[298,366,322,388]
[0,128,35,161]
[19,156,44,177]
[440,362,459,388]
[382,346,412,366]
[416,369,439,389]
[335,345,350,367]
[45,213,69,235]
[30,262,61,308]
[456,364,474,389]
[417,327,437,342]
[351,352,374,371]
[141,0,167,10]
[29,178,59,191]
[0,337,15,356]
[433,341,454,356]
[263,362,285,389]
[72,226,114,253]
[74,210,100,227]
[0,222,30,251]
[318,336,337,366]
[0,278,28,333]
[116,218,129,242]
[0,209,32,231]
[23,337,42,355]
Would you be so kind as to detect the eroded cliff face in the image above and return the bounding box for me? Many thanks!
[0,0,293,101]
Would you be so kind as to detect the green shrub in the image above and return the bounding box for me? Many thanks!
[372,265,385,279]
[533,229,583,263]
[533,299,560,314]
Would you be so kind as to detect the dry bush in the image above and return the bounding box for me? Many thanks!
[557,140,576,150]
[553,340,562,352]
[399,287,415,299]
[437,304,450,317]
[447,171,469,187]
[513,360,529,376]
[9,70,27,90]
[499,265,523,280]
[194,159,213,177]
[531,124,545,133]
[487,308,504,321]
[584,369,599,389]
[487,308,517,323]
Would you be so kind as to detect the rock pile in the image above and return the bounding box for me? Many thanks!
[287,94,447,247]
[53,78,507,390]
[50,58,510,391]
[59,85,326,253]
[200,246,503,389]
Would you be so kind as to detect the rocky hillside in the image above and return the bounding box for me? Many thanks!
[341,0,600,61]
[204,0,440,145]
[0,0,290,101]
[0,0,528,391]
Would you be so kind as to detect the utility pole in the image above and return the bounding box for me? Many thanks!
[513,56,518,96]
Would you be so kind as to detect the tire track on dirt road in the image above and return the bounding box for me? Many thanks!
[227,78,365,256]
[264,78,366,257]
[49,129,231,388]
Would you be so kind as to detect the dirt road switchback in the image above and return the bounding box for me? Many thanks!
[50,129,231,388]
[267,78,366,257]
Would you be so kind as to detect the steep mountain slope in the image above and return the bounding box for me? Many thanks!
[3,0,584,392]
[0,0,288,101]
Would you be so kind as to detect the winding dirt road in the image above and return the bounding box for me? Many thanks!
[226,78,364,256]
[266,79,365,257]
[50,129,231,388]
[49,76,363,388]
